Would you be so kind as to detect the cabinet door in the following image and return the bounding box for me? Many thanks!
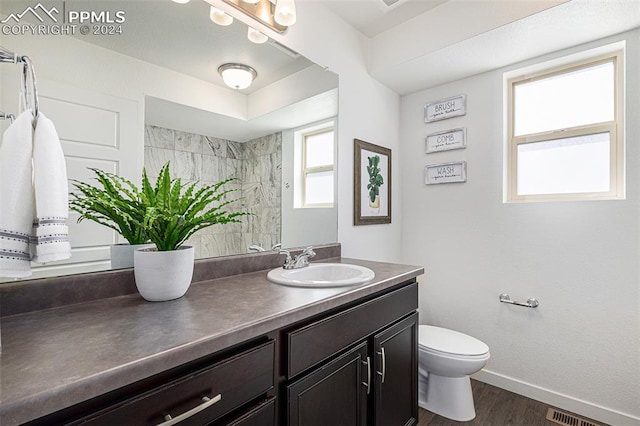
[287,342,369,426]
[373,313,418,426]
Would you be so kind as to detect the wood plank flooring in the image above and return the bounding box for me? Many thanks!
[418,380,605,426]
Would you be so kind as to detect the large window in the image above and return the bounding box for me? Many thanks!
[506,50,624,202]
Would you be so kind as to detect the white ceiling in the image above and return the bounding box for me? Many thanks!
[74,0,314,92]
[319,0,447,37]
[365,0,640,95]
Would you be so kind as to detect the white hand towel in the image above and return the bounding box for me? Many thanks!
[0,111,34,278]
[31,112,71,263]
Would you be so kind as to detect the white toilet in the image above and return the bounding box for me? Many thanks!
[418,325,490,421]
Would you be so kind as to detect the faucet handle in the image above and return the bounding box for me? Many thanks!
[279,249,293,268]
[301,246,316,258]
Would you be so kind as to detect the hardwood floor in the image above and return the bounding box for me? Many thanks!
[418,380,604,426]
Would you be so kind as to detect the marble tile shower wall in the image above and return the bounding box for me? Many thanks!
[241,133,282,253]
[144,125,281,258]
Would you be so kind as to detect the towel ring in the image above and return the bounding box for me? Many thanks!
[20,55,39,123]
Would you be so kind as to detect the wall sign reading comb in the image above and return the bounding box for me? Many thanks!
[426,128,466,153]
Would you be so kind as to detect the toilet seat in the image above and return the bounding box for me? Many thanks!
[419,325,489,357]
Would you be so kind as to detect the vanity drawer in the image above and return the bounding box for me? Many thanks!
[225,397,275,426]
[287,282,417,378]
[76,340,274,426]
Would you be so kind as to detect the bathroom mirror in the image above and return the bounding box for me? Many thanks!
[0,0,338,281]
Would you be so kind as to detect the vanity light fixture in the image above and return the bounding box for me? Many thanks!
[247,26,268,44]
[218,63,257,90]
[210,6,233,26]
[209,0,296,33]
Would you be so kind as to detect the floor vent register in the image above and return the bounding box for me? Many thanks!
[546,408,601,426]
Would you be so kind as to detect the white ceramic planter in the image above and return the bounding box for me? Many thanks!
[110,243,155,269]
[134,246,195,302]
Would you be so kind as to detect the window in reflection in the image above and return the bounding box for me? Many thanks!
[295,123,335,208]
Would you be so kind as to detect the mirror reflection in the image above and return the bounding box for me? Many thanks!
[0,0,338,281]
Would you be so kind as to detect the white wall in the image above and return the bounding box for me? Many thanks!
[263,2,403,262]
[400,30,640,425]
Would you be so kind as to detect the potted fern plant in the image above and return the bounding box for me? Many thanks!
[70,169,153,269]
[133,163,248,302]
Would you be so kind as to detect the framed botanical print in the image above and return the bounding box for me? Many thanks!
[354,139,391,225]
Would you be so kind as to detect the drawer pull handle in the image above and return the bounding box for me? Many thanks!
[361,357,371,395]
[157,393,222,426]
[377,348,386,384]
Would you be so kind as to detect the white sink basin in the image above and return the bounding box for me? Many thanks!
[267,263,375,288]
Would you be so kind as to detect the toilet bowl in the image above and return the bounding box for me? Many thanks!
[418,325,490,421]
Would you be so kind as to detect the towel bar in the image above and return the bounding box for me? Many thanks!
[0,112,15,123]
[499,293,539,308]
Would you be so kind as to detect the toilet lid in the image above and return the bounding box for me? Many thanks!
[419,325,489,356]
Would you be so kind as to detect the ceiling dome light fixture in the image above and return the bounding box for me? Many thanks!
[218,63,257,90]
[171,0,191,4]
[247,27,268,44]
[242,0,260,4]
[209,6,233,26]
[274,0,296,26]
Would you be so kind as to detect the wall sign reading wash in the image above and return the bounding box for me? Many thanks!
[425,161,467,185]
[424,94,466,123]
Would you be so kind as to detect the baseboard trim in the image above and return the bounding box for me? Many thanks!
[473,369,640,426]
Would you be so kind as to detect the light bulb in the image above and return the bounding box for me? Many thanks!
[274,0,296,26]
[209,6,233,26]
[247,27,268,44]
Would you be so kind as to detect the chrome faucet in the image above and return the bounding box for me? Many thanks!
[280,246,316,270]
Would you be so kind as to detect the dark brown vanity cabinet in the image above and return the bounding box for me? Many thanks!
[285,282,418,426]
[25,280,418,426]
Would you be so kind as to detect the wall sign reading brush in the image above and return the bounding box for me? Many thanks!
[424,94,466,123]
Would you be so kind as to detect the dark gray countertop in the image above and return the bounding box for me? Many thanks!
[0,257,423,425]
